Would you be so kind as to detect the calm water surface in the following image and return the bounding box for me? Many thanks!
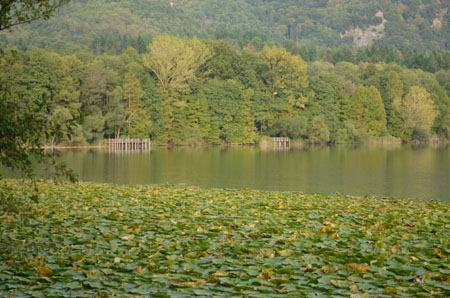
[47,144,450,201]
[4,144,449,201]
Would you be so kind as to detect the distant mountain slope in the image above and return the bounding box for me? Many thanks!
[1,0,448,52]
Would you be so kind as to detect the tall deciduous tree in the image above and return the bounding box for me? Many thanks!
[185,94,211,140]
[105,87,125,138]
[352,85,387,136]
[261,46,309,110]
[400,86,437,139]
[239,88,258,143]
[142,36,211,93]
[123,72,145,130]
[384,71,404,137]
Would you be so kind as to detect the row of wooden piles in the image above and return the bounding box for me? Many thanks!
[106,138,150,151]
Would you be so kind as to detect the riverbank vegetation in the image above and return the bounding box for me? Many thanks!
[0,181,449,296]
[1,36,449,146]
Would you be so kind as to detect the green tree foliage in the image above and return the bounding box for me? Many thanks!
[122,71,148,135]
[439,107,450,139]
[2,0,449,56]
[49,107,73,146]
[335,121,361,144]
[0,87,77,189]
[105,87,124,138]
[308,115,330,144]
[382,71,404,137]
[0,0,76,202]
[181,127,204,147]
[308,72,348,138]
[273,115,308,139]
[0,0,68,31]
[143,36,211,93]
[352,85,387,136]
[200,79,247,144]
[239,88,258,144]
[262,46,309,112]
[201,41,244,81]
[399,86,438,140]
[185,94,211,141]
[1,34,449,146]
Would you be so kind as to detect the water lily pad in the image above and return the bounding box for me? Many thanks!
[0,181,448,297]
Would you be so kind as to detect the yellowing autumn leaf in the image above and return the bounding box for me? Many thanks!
[322,226,332,232]
[37,265,52,277]
[121,234,134,240]
[182,280,206,287]
[212,271,229,277]
[257,270,272,280]
[148,252,162,259]
[344,263,370,272]
[2,217,12,223]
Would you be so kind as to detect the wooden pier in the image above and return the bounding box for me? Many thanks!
[106,138,150,151]
[272,137,291,149]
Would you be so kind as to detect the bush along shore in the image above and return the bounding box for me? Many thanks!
[1,181,449,297]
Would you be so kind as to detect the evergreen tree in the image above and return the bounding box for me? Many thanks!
[383,71,404,137]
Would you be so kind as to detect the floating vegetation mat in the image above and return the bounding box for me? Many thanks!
[1,181,449,297]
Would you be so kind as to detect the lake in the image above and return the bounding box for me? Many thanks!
[22,144,446,202]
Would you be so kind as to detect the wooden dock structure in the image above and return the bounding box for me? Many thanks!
[106,138,150,151]
[272,137,291,149]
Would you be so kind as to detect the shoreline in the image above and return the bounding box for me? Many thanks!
[44,140,450,149]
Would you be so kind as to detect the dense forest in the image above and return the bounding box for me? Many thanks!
[0,0,449,145]
[1,0,449,53]
[1,35,449,145]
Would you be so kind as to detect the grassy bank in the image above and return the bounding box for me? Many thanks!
[1,181,449,297]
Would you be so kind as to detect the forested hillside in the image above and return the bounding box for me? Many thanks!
[1,0,449,53]
[1,37,449,145]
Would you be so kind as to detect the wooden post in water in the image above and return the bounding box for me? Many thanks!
[272,137,290,150]
[106,138,151,152]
